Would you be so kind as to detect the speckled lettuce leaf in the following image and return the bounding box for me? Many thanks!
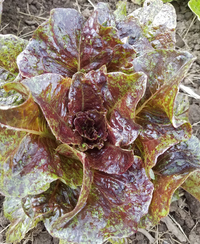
[0,82,50,136]
[141,173,189,225]
[17,8,84,78]
[132,50,194,101]
[179,136,200,201]
[68,72,105,115]
[181,170,200,202]
[0,124,26,164]
[4,197,42,243]
[129,0,176,49]
[0,34,28,75]
[153,135,200,175]
[108,238,128,244]
[133,50,195,127]
[0,133,63,197]
[0,68,22,106]
[86,144,135,175]
[43,159,153,244]
[188,0,200,21]
[116,15,153,56]
[114,1,127,21]
[22,73,82,145]
[140,135,200,226]
[136,108,192,172]
[21,159,94,242]
[17,4,135,79]
[105,72,146,146]
[22,180,81,222]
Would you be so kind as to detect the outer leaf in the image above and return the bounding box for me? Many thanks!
[0,125,82,197]
[4,197,42,243]
[141,135,200,226]
[44,159,153,244]
[50,160,93,229]
[0,134,63,197]
[145,61,194,128]
[22,180,81,220]
[154,135,200,175]
[31,144,94,236]
[181,170,200,202]
[143,173,189,225]
[116,16,154,55]
[0,68,22,106]
[17,8,84,78]
[178,136,200,201]
[132,50,194,102]
[133,50,194,127]
[114,1,127,21]
[130,0,176,49]
[0,124,26,163]
[0,34,28,74]
[80,3,135,72]
[0,82,50,136]
[136,108,192,172]
[188,0,200,20]
[17,5,135,78]
[22,73,81,145]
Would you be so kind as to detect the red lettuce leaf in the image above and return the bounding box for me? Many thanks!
[177,136,200,201]
[68,72,104,114]
[22,73,82,145]
[0,34,28,75]
[4,197,42,243]
[103,72,146,112]
[141,173,189,226]
[141,135,200,226]
[116,16,154,55]
[48,144,94,226]
[0,82,49,136]
[0,133,64,197]
[0,124,26,164]
[17,4,135,79]
[129,0,176,50]
[17,8,84,78]
[22,180,80,219]
[154,135,200,175]
[132,50,194,114]
[86,144,135,175]
[133,50,194,172]
[107,110,141,147]
[43,158,153,243]
[104,72,146,146]
[181,170,200,202]
[136,108,192,172]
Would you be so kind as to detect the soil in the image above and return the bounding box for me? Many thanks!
[1,0,200,244]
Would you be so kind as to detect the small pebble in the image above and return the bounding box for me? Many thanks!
[28,0,34,4]
[195,44,200,51]
[185,11,193,20]
[29,4,38,14]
